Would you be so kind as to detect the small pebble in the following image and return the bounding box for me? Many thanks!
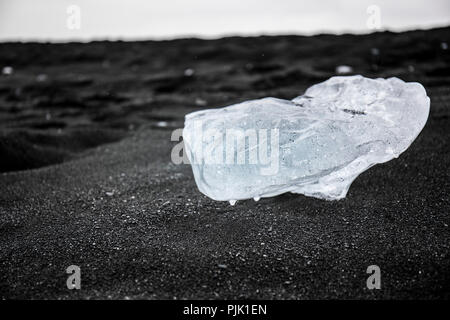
[336,65,353,74]
[2,66,13,75]
[184,68,195,77]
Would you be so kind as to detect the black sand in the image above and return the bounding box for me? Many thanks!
[0,28,449,299]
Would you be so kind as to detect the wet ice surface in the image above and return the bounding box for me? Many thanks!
[183,75,430,202]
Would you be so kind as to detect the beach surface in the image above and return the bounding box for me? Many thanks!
[0,28,449,299]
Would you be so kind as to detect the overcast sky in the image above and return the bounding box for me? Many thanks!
[0,0,449,42]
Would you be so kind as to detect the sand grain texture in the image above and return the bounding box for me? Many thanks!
[0,28,449,299]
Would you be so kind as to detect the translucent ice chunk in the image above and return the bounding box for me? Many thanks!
[183,75,430,201]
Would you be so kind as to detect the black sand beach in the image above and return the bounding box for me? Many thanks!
[0,27,449,299]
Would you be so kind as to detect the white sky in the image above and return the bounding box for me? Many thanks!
[0,0,449,42]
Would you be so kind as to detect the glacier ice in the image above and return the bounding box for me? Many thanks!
[183,75,430,202]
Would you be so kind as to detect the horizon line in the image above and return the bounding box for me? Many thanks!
[1,24,449,44]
